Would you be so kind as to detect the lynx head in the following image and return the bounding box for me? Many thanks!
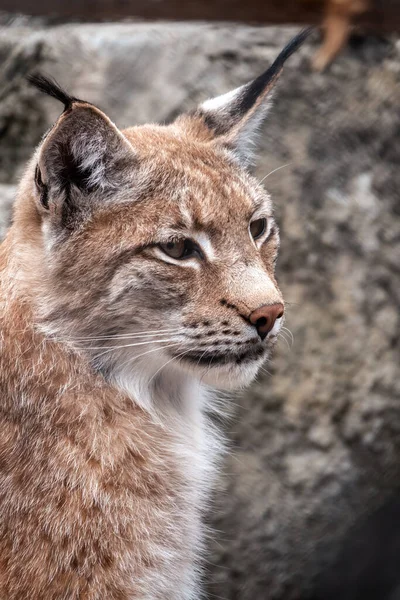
[19,31,309,404]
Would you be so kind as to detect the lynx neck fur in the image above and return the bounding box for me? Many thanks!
[0,30,309,600]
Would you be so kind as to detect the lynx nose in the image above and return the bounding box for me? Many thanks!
[249,303,284,341]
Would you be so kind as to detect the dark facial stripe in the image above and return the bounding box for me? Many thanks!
[103,244,156,282]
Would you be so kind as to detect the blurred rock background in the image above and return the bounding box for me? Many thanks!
[0,16,399,600]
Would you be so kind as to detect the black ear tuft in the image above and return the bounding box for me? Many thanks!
[27,73,81,111]
[237,27,313,116]
[265,27,313,81]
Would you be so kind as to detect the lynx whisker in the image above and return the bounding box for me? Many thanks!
[148,348,194,385]
[196,347,214,383]
[258,162,292,185]
[277,332,291,353]
[202,354,216,384]
[92,337,183,360]
[117,342,184,372]
[58,328,185,343]
[280,329,293,347]
[281,326,294,346]
[260,365,273,377]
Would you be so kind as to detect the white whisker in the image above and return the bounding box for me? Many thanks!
[277,332,291,353]
[148,348,193,385]
[259,365,273,377]
[279,329,291,345]
[92,337,181,360]
[259,162,292,185]
[281,326,294,346]
[280,329,293,348]
[58,328,184,343]
[197,347,213,383]
[116,342,184,372]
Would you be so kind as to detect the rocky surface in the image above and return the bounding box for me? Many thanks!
[0,20,400,599]
[0,184,15,238]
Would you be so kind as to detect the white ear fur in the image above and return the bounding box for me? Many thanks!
[201,87,245,113]
[200,87,274,166]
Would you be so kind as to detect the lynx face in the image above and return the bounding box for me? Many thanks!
[27,32,308,397]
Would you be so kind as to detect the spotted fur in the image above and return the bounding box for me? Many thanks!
[0,31,309,599]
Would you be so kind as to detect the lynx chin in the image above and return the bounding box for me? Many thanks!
[0,30,309,600]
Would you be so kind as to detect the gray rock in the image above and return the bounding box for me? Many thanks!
[0,20,399,600]
[0,184,16,238]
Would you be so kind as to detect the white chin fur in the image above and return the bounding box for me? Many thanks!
[106,345,266,414]
[179,358,263,391]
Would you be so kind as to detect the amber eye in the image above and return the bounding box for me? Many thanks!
[159,239,202,260]
[250,218,267,240]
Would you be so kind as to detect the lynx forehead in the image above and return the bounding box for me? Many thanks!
[0,30,310,599]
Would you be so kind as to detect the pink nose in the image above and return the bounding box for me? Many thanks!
[249,303,284,340]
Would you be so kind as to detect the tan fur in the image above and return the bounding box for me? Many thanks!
[0,283,206,599]
[0,34,307,599]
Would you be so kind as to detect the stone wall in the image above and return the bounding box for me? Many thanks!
[1,20,400,599]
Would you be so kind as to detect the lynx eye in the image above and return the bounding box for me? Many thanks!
[159,239,202,260]
[250,218,267,240]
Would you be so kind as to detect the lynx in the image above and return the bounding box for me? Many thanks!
[0,30,309,600]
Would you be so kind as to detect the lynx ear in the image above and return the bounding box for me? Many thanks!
[193,29,311,165]
[29,74,135,228]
